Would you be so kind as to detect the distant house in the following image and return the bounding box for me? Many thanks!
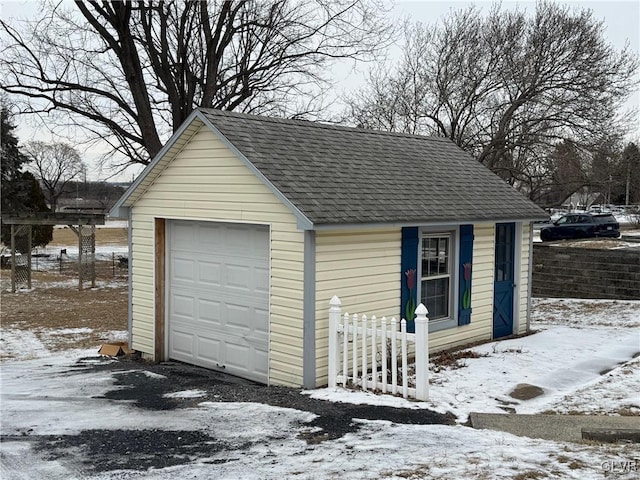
[111,109,546,388]
[562,189,604,210]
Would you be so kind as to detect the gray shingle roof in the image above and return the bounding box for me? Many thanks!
[200,108,546,226]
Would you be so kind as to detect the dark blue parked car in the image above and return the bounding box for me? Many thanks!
[540,213,620,241]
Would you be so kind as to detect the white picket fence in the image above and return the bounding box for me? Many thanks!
[328,296,429,401]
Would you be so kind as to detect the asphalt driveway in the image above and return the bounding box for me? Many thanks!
[1,355,453,476]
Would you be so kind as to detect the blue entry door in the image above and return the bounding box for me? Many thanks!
[493,223,515,339]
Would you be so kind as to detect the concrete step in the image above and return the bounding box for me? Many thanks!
[469,412,640,443]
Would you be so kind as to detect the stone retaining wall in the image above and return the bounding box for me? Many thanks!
[532,244,640,300]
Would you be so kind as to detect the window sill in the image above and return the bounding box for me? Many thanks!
[428,317,457,333]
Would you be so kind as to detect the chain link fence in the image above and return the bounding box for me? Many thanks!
[1,219,128,291]
[30,250,129,281]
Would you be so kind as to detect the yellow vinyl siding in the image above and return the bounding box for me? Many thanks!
[124,121,202,207]
[430,223,495,352]
[517,222,531,334]
[312,222,530,384]
[129,125,304,387]
[129,228,155,354]
[314,228,402,387]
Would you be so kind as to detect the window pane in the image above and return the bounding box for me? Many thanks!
[426,258,436,276]
[495,224,513,282]
[422,238,438,276]
[422,236,450,279]
[421,277,449,320]
[438,237,449,275]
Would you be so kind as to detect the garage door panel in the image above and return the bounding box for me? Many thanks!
[199,224,226,247]
[254,267,270,294]
[168,220,269,384]
[225,226,252,252]
[224,306,269,336]
[198,261,222,286]
[172,294,195,317]
[226,264,252,290]
[175,255,266,290]
[196,337,221,363]
[225,345,268,380]
[254,309,269,334]
[171,330,195,357]
[225,303,253,330]
[197,298,222,325]
[175,286,261,308]
[253,349,269,377]
[224,343,250,369]
[248,228,270,258]
[172,258,196,282]
[172,223,195,244]
[244,335,268,351]
[194,332,267,382]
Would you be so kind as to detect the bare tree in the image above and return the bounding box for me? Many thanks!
[347,7,507,149]
[1,0,393,168]
[24,141,86,212]
[478,3,636,172]
[532,140,590,207]
[586,137,640,206]
[346,2,638,199]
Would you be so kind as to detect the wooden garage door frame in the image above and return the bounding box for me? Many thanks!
[154,218,166,361]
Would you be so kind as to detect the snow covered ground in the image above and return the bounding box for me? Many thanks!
[310,298,640,422]
[1,297,638,479]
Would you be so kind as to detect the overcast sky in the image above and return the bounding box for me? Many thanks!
[396,1,638,52]
[1,0,639,182]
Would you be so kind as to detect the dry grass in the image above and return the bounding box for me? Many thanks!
[430,349,489,371]
[615,406,640,417]
[1,227,129,361]
[554,455,586,470]
[512,471,547,480]
[45,226,128,247]
[1,271,128,359]
[380,465,432,479]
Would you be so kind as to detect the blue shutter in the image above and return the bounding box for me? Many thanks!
[401,227,419,333]
[458,224,474,326]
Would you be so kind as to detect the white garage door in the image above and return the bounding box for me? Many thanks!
[168,220,269,383]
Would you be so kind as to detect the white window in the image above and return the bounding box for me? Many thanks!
[420,234,452,321]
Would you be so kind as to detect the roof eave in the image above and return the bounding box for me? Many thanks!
[109,205,130,220]
[311,214,549,231]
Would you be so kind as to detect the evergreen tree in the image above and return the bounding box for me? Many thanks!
[1,105,30,212]
[1,104,52,248]
[621,143,640,205]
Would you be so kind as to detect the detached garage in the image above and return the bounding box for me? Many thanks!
[111,109,546,388]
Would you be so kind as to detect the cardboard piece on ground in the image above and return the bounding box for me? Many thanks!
[98,341,134,357]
